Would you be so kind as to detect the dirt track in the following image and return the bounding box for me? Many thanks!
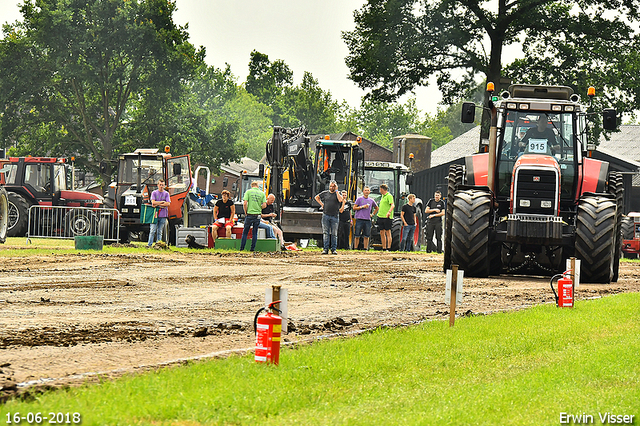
[1,247,638,399]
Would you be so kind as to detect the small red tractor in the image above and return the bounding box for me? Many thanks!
[621,213,640,258]
[447,84,621,283]
[0,156,104,238]
[104,147,192,244]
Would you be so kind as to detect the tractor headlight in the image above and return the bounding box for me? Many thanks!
[519,199,531,207]
[541,200,552,208]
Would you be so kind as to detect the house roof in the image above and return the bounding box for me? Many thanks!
[596,125,640,161]
[430,126,481,168]
[220,157,260,176]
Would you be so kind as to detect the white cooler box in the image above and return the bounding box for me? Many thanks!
[176,227,209,248]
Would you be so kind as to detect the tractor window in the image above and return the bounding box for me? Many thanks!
[2,164,18,185]
[364,169,395,196]
[25,164,51,194]
[118,158,163,185]
[315,147,350,193]
[52,164,67,192]
[167,156,190,195]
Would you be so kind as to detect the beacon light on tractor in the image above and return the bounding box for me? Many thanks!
[445,83,622,283]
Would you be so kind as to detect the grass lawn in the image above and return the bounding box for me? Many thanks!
[1,290,638,425]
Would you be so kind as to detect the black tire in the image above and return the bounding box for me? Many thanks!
[117,226,129,243]
[0,187,8,243]
[575,196,616,284]
[621,216,634,240]
[451,189,493,277]
[608,171,623,282]
[443,164,463,271]
[168,218,181,246]
[98,213,119,244]
[7,192,29,237]
[390,218,402,251]
[65,210,97,237]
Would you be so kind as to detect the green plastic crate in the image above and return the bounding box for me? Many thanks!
[74,235,104,250]
[215,238,279,252]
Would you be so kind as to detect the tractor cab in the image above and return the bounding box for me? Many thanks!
[495,105,581,218]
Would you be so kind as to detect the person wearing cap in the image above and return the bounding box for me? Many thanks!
[314,180,343,255]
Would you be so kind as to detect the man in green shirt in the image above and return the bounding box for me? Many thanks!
[240,181,267,251]
[376,184,395,251]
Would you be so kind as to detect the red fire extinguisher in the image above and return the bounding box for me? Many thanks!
[254,300,282,365]
[550,270,574,308]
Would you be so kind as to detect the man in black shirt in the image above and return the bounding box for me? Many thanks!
[338,190,353,249]
[519,116,560,155]
[314,180,343,254]
[400,194,417,251]
[425,190,445,253]
[212,190,235,241]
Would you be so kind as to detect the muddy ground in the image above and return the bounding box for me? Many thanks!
[1,246,639,400]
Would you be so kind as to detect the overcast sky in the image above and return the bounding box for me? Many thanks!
[0,0,442,114]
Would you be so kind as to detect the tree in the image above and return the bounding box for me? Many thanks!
[0,0,242,184]
[223,88,273,161]
[343,0,640,111]
[281,72,340,134]
[245,51,340,134]
[337,98,452,149]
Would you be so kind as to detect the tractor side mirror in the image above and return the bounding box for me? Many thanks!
[232,182,238,191]
[259,164,265,179]
[461,102,476,123]
[602,109,617,131]
[223,176,228,187]
[173,163,182,175]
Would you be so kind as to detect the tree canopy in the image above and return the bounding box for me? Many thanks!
[0,0,243,183]
[343,0,640,113]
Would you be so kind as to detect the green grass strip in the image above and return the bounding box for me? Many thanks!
[2,293,638,425]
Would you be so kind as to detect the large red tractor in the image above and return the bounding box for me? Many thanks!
[445,84,621,283]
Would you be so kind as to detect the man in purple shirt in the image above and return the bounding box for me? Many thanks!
[148,179,171,247]
[353,186,379,250]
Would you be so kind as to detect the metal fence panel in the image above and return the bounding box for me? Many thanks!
[27,206,120,242]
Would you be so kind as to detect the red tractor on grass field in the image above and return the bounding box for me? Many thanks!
[446,84,621,283]
[0,157,104,238]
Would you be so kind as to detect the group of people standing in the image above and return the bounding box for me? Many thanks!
[315,181,445,253]
[146,177,446,253]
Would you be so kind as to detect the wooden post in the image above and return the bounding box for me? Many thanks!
[570,257,576,307]
[450,264,458,327]
[271,285,281,313]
